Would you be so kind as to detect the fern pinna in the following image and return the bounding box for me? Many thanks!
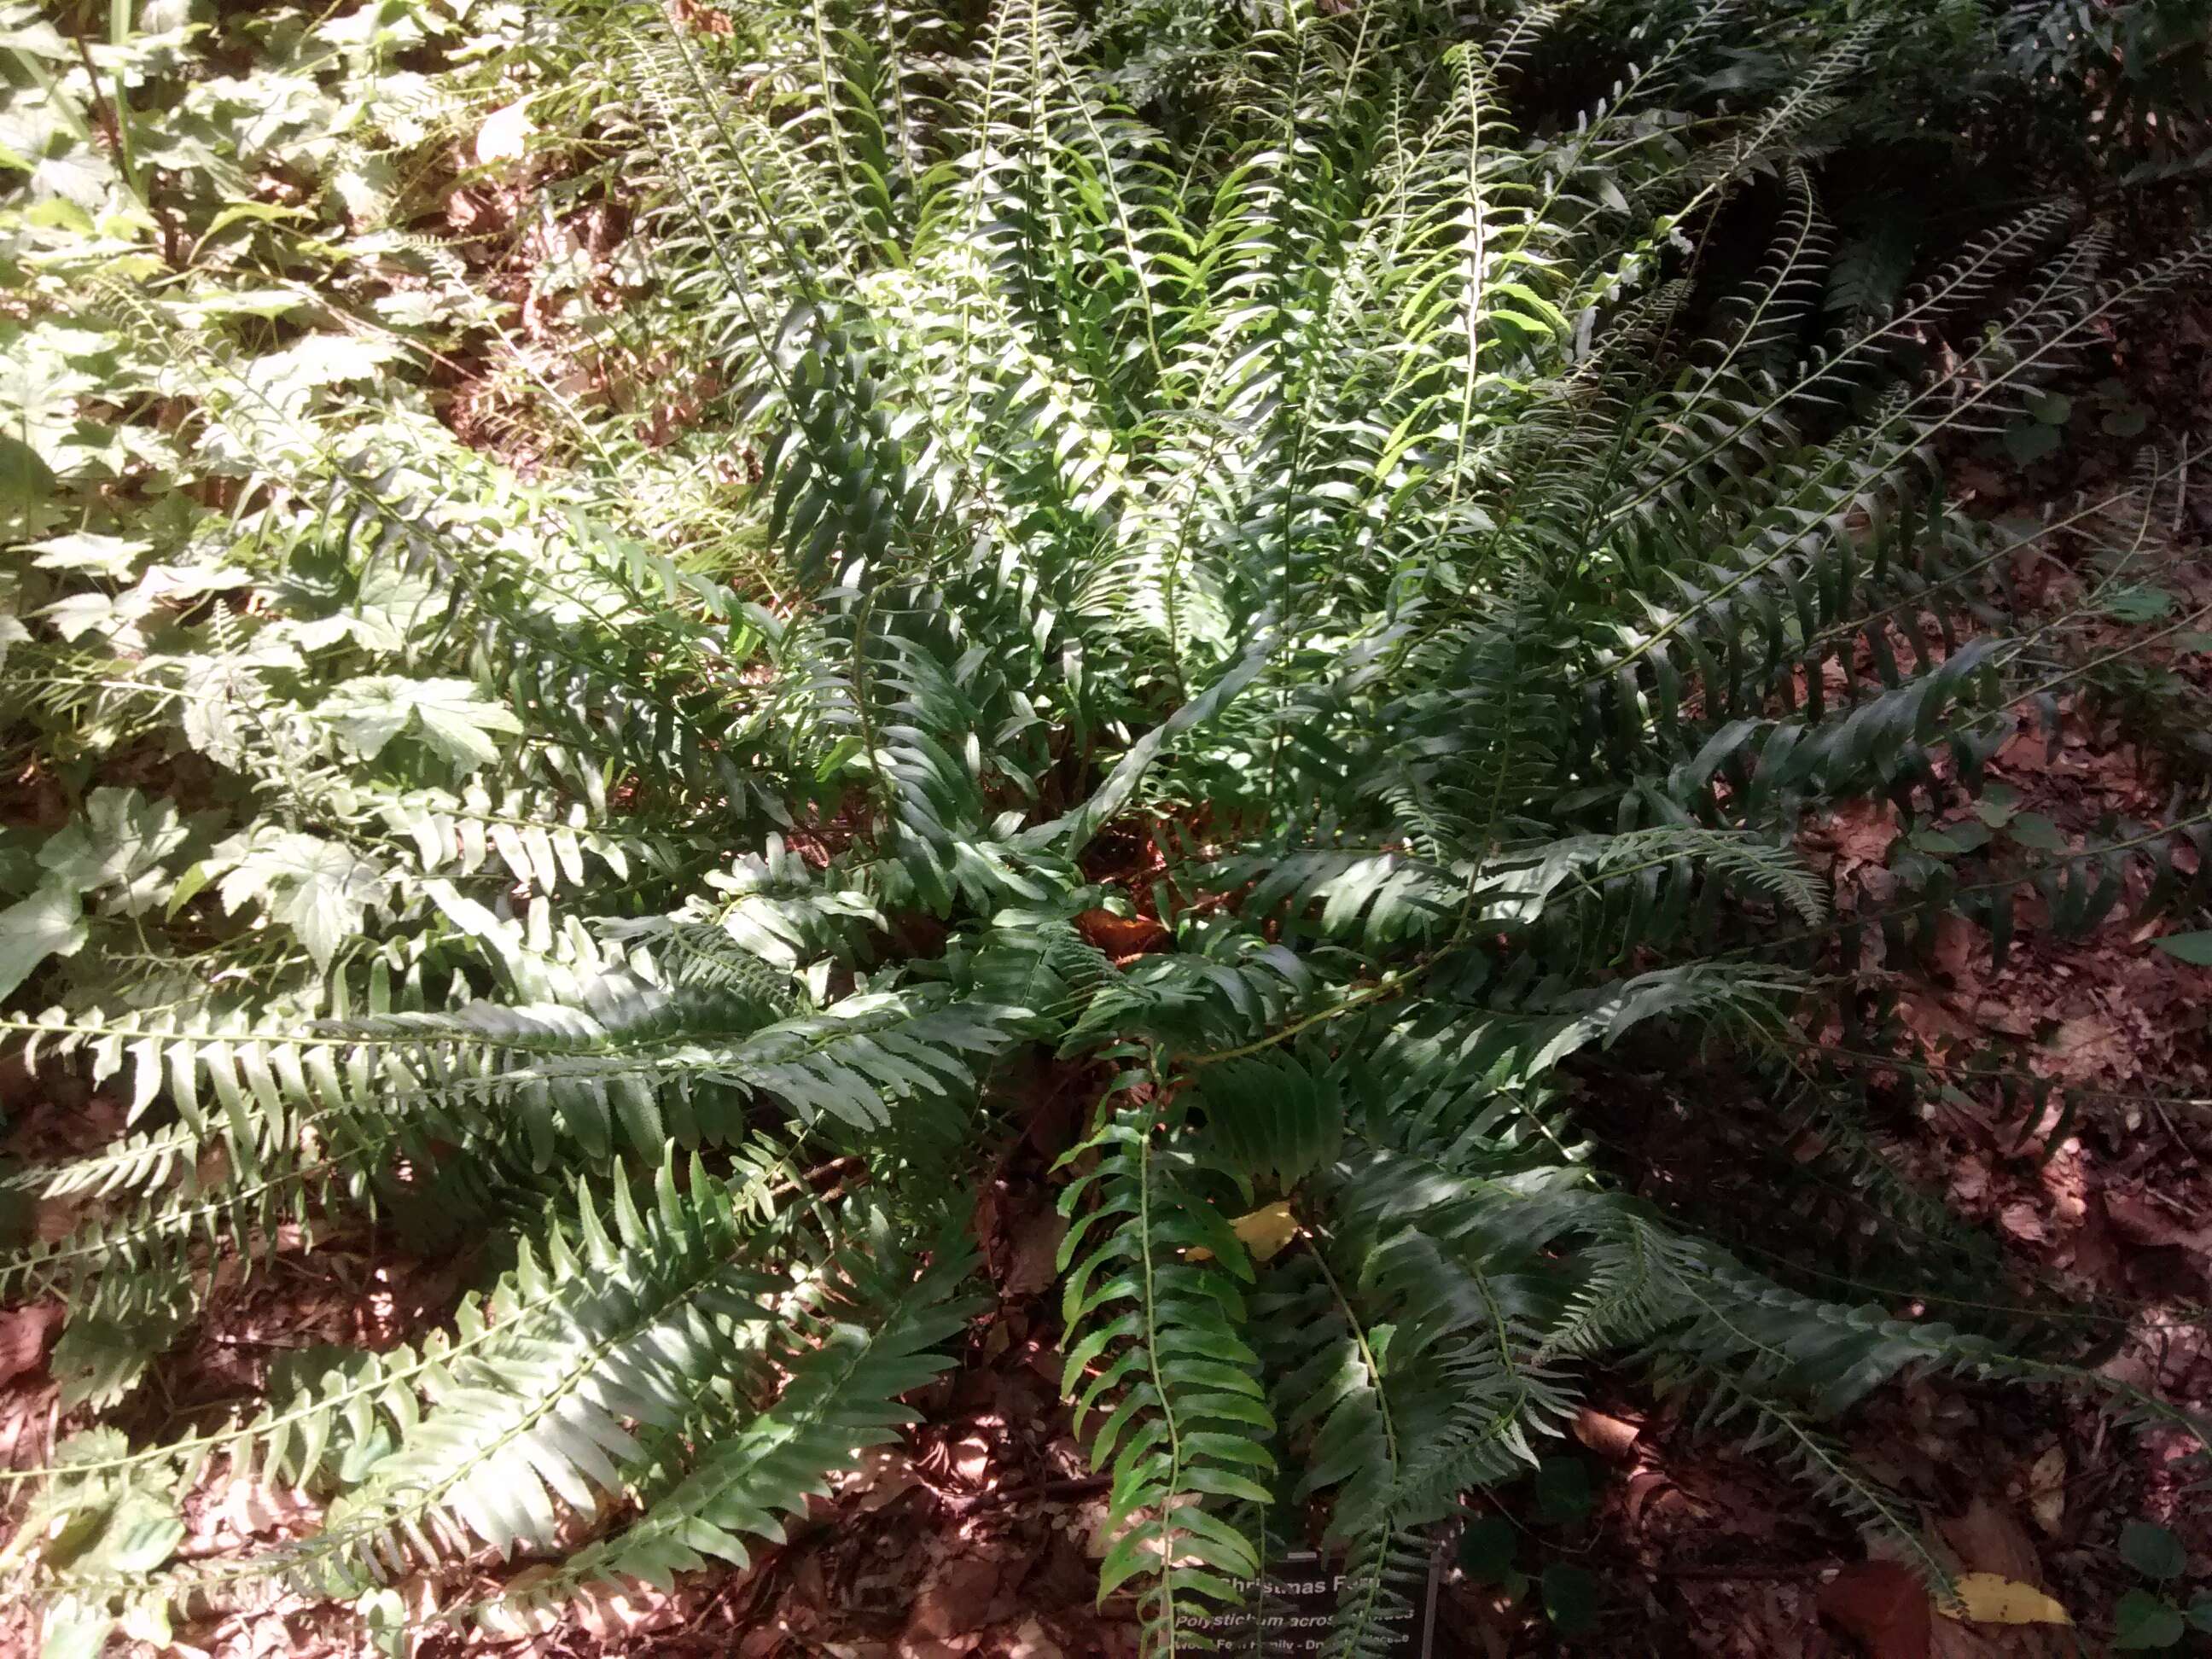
[3,0,2209,1652]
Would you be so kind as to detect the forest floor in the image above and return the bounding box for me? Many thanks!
[4,183,2211,1659]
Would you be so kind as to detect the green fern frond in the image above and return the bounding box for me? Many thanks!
[1057,1093,1275,1646]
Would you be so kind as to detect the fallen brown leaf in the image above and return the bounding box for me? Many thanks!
[215,1476,314,1541]
[1003,1207,1068,1299]
[845,1447,921,1513]
[950,1433,992,1485]
[1940,1496,2040,1584]
[1571,1406,1641,1462]
[1899,987,1979,1050]
[1932,913,1983,988]
[907,1549,1012,1641]
[2104,1187,2212,1254]
[1622,1468,1682,1529]
[2044,1016,2133,1085]
[1819,1561,1932,1659]
[1824,800,1902,874]
[0,1301,61,1386]
[1074,909,1170,960]
[2038,1153,2087,1229]
[1949,1155,1991,1207]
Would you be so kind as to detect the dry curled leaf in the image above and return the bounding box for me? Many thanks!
[1571,1406,1641,1461]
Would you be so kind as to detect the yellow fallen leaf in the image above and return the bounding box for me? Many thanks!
[1231,1199,1299,1260]
[1941,1573,2071,1627]
[1186,1201,1299,1264]
[475,101,534,166]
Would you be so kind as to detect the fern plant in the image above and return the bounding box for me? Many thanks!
[4,0,2210,1653]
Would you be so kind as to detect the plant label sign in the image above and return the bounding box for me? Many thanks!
[1173,1549,1442,1654]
